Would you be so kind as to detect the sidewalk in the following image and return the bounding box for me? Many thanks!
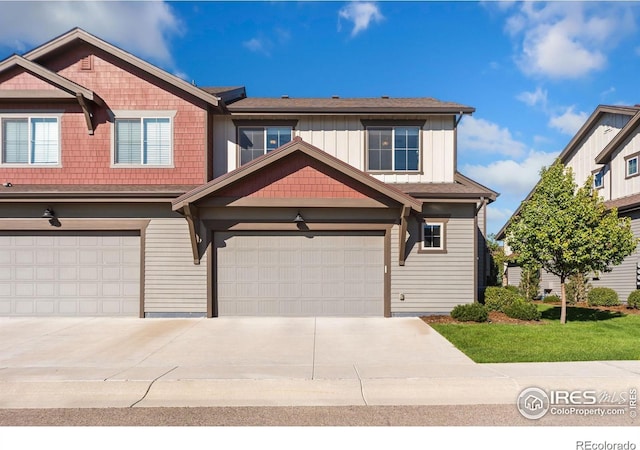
[0,317,638,408]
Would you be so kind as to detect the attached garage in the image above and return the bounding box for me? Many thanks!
[215,231,385,316]
[0,231,140,316]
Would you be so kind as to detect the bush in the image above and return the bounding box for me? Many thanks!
[566,273,591,305]
[450,303,489,322]
[484,286,524,312]
[518,266,540,301]
[627,290,640,309]
[503,300,542,321]
[542,294,561,303]
[587,287,620,307]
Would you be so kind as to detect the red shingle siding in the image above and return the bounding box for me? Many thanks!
[219,154,375,199]
[0,69,57,90]
[0,44,207,186]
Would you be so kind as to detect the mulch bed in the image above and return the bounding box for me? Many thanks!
[421,301,640,325]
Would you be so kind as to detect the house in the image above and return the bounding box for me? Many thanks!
[0,28,497,318]
[498,104,640,301]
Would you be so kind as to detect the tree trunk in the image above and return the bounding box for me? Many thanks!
[560,277,567,325]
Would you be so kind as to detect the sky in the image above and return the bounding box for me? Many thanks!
[1,0,639,236]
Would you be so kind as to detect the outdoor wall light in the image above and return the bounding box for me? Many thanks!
[293,211,305,223]
[42,208,56,220]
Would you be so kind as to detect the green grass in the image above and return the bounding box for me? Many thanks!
[431,304,640,363]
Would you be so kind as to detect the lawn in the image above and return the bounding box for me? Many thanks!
[430,304,640,363]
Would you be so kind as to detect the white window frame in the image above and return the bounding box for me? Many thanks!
[593,168,604,189]
[0,114,61,166]
[626,154,640,179]
[419,219,447,253]
[365,125,422,173]
[111,110,176,168]
[237,125,293,165]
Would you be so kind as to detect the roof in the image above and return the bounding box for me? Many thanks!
[226,97,475,115]
[22,27,222,109]
[496,104,640,240]
[173,137,423,212]
[0,184,197,199]
[605,193,640,212]
[200,86,246,104]
[595,110,640,164]
[0,54,98,102]
[390,172,498,202]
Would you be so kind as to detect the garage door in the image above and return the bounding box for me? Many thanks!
[0,231,140,316]
[215,231,384,316]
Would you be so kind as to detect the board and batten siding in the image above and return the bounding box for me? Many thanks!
[213,115,455,183]
[144,219,207,314]
[390,204,475,315]
[610,127,640,200]
[564,113,633,203]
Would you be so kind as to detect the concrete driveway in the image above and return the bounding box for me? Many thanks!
[0,317,639,409]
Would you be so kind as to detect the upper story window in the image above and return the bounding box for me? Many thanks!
[233,120,298,167]
[593,168,604,189]
[239,126,292,165]
[361,120,425,173]
[626,153,639,179]
[1,116,60,165]
[112,111,175,167]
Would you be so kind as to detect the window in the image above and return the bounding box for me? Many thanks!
[238,126,292,165]
[626,155,639,178]
[114,117,172,165]
[593,169,604,189]
[1,116,59,165]
[420,219,447,252]
[367,126,420,172]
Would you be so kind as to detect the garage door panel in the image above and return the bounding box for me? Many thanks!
[216,231,384,317]
[0,232,140,317]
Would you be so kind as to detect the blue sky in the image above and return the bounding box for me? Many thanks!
[1,1,639,236]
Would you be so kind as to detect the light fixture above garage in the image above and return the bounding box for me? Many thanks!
[293,211,304,223]
[42,208,55,220]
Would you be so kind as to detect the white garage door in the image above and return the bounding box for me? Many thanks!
[215,231,385,316]
[0,231,140,316]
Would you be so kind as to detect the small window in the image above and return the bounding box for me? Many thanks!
[420,220,447,252]
[114,117,172,165]
[1,116,59,165]
[627,156,639,178]
[593,169,604,189]
[367,126,419,172]
[239,126,292,165]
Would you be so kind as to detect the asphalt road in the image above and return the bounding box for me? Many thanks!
[0,405,636,426]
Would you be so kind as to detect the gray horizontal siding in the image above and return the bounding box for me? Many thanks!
[506,265,522,288]
[144,219,207,313]
[391,204,475,315]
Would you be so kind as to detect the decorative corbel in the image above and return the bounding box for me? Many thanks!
[184,204,202,265]
[398,205,411,266]
[76,93,95,135]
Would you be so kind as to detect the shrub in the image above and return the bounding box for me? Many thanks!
[450,303,489,322]
[542,294,561,303]
[566,273,591,305]
[627,290,640,309]
[503,300,542,321]
[504,285,520,294]
[587,287,620,307]
[518,266,540,301]
[484,286,524,312]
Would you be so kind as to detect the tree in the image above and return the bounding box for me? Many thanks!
[519,265,540,301]
[486,234,510,286]
[505,161,638,324]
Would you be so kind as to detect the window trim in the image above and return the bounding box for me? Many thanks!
[625,152,640,179]
[233,120,297,167]
[0,113,62,167]
[592,167,604,190]
[110,110,176,168]
[361,119,425,174]
[418,217,448,254]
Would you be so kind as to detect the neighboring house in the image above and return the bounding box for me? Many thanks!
[498,104,640,301]
[0,28,497,318]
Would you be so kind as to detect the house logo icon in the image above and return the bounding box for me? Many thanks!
[517,387,550,419]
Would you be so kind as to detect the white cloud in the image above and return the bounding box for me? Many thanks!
[461,150,557,197]
[243,37,270,55]
[549,106,588,135]
[516,87,547,108]
[0,1,182,64]
[339,2,384,37]
[486,205,515,229]
[458,116,528,158]
[504,2,636,79]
